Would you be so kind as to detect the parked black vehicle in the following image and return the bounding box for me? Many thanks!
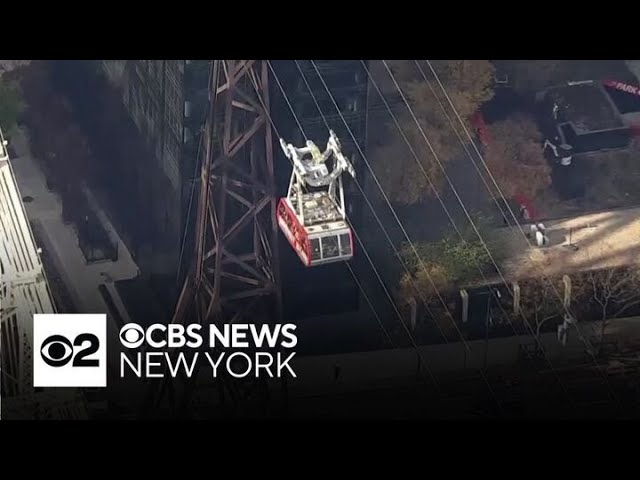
[535,80,632,166]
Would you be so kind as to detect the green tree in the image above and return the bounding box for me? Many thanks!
[398,261,452,305]
[370,60,496,204]
[483,113,551,200]
[0,78,24,133]
[397,224,497,305]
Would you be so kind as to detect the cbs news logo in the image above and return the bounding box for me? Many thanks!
[33,314,107,387]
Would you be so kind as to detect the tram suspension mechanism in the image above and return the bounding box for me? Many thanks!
[277,130,356,267]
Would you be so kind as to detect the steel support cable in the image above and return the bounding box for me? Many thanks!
[291,60,452,345]
[286,60,500,405]
[358,59,574,407]
[421,59,617,356]
[411,62,510,224]
[263,63,402,352]
[176,61,215,285]
[300,60,506,410]
[416,60,582,317]
[248,65,396,350]
[176,132,202,283]
[267,61,442,394]
[380,59,577,406]
[364,61,558,353]
[286,62,454,346]
[361,60,523,332]
[369,59,578,410]
[420,59,620,407]
[346,261,397,348]
[296,60,474,348]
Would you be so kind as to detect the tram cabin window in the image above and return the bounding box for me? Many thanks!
[321,236,339,259]
[339,233,352,256]
[310,238,321,261]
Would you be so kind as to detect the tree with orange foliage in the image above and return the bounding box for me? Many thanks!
[370,60,496,204]
[483,113,551,200]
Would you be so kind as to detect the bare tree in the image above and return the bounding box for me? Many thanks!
[573,267,640,343]
[518,276,563,339]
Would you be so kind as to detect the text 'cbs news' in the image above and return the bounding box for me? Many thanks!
[34,314,297,388]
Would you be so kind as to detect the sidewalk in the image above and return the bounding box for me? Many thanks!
[9,127,139,368]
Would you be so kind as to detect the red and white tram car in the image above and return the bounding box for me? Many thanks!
[277,131,356,267]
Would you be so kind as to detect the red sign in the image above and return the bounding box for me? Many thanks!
[603,79,640,136]
[603,79,640,97]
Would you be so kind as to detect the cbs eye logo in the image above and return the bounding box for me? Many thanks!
[33,314,107,388]
[119,323,145,348]
[40,333,100,367]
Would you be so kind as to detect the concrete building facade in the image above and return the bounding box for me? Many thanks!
[96,61,208,281]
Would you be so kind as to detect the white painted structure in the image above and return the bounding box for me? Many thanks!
[0,128,86,419]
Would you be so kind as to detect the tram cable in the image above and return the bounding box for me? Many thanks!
[282,60,506,406]
[301,60,511,410]
[291,64,455,342]
[418,59,620,406]
[246,68,396,350]
[359,60,572,383]
[377,59,580,405]
[266,62,444,394]
[297,60,467,347]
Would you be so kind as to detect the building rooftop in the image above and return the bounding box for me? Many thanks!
[491,205,640,281]
[546,81,625,133]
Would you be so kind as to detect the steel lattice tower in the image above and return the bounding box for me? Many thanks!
[145,60,283,417]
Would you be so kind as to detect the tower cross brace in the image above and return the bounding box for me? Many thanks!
[146,60,283,417]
